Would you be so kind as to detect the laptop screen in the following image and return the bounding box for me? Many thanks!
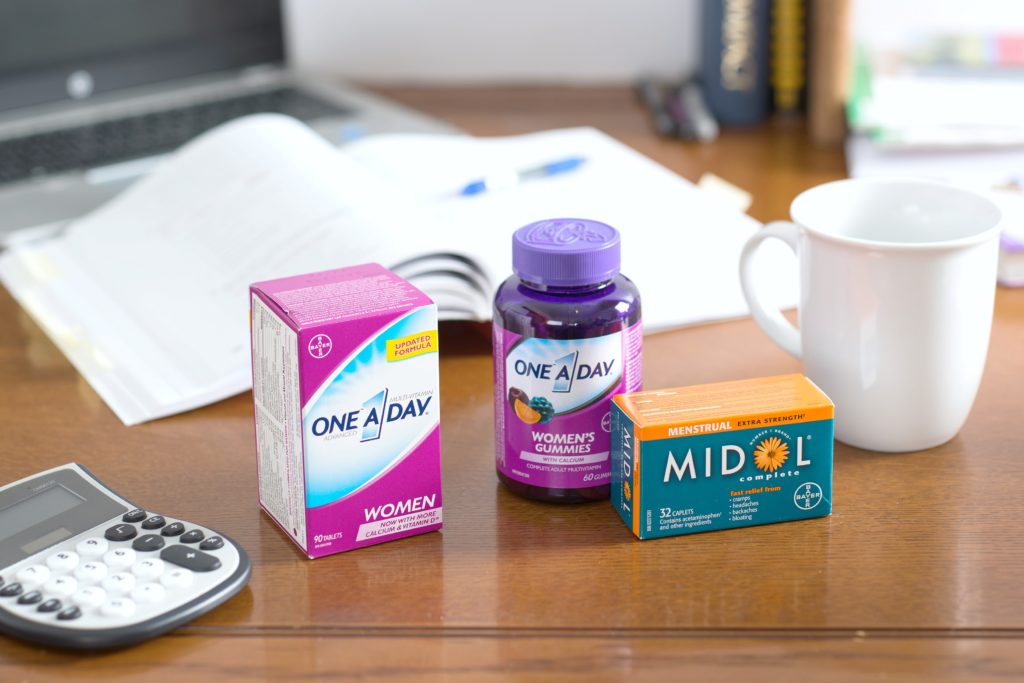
[0,0,284,113]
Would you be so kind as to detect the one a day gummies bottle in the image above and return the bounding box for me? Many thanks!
[493,218,642,503]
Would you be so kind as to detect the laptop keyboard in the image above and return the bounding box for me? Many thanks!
[0,87,351,184]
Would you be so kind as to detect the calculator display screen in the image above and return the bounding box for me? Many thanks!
[0,485,84,543]
[0,467,128,568]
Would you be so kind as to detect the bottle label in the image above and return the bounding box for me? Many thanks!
[494,321,642,490]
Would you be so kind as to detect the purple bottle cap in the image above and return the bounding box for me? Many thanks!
[512,218,621,287]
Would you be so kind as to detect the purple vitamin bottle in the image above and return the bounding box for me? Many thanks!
[493,218,642,503]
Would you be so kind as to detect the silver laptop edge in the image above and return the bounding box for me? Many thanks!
[0,16,457,240]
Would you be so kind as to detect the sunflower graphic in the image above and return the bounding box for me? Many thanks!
[623,482,631,501]
[754,436,789,472]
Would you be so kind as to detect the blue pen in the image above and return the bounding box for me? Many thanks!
[459,157,586,196]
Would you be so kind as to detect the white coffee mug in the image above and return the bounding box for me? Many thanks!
[739,178,1002,452]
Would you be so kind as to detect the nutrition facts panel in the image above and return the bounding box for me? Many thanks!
[251,294,305,549]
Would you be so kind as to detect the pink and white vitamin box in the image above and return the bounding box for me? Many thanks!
[249,263,442,558]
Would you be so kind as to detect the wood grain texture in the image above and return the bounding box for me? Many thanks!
[4,634,1024,682]
[0,86,1022,680]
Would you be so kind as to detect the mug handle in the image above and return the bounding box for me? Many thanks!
[739,220,801,359]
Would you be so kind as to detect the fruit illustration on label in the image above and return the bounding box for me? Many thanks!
[508,386,529,407]
[529,396,555,424]
[514,399,542,424]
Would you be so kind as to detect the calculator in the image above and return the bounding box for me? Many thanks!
[0,463,251,649]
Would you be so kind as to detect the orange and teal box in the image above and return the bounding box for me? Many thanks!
[610,374,834,540]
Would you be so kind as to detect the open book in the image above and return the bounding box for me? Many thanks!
[0,115,794,425]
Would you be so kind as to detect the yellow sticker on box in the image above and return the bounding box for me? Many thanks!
[386,330,438,362]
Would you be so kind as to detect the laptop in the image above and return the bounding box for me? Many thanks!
[0,0,456,241]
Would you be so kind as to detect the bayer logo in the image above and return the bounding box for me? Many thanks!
[308,334,332,359]
[793,482,823,510]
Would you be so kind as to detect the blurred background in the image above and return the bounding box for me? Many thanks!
[286,0,700,84]
[289,0,1024,149]
[1,0,1022,279]
[1,0,1022,422]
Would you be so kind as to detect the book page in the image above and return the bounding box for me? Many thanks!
[0,115,437,424]
[345,127,797,332]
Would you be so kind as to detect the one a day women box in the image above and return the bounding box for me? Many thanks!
[250,263,442,558]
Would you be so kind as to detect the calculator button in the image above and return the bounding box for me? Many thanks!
[43,576,78,598]
[180,529,205,544]
[46,550,79,573]
[132,558,165,580]
[17,591,42,605]
[103,547,136,569]
[161,522,185,536]
[199,536,225,551]
[16,565,50,588]
[57,606,82,621]
[37,599,62,613]
[74,561,108,584]
[76,537,109,558]
[72,586,107,609]
[161,545,221,572]
[0,583,23,598]
[132,534,165,552]
[130,583,165,604]
[105,524,138,542]
[101,572,136,595]
[141,515,166,530]
[122,509,147,523]
[160,568,194,589]
[101,597,136,619]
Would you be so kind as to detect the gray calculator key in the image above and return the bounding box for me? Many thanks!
[122,509,147,523]
[161,522,185,536]
[17,591,42,605]
[0,583,23,598]
[105,524,138,542]
[180,529,204,544]
[141,515,166,530]
[37,598,61,613]
[132,534,165,552]
[160,545,221,572]
[199,536,224,551]
[57,606,82,621]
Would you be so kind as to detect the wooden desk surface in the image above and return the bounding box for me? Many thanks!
[1,87,1023,682]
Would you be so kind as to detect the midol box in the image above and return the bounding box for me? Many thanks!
[250,263,442,558]
[611,374,833,540]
